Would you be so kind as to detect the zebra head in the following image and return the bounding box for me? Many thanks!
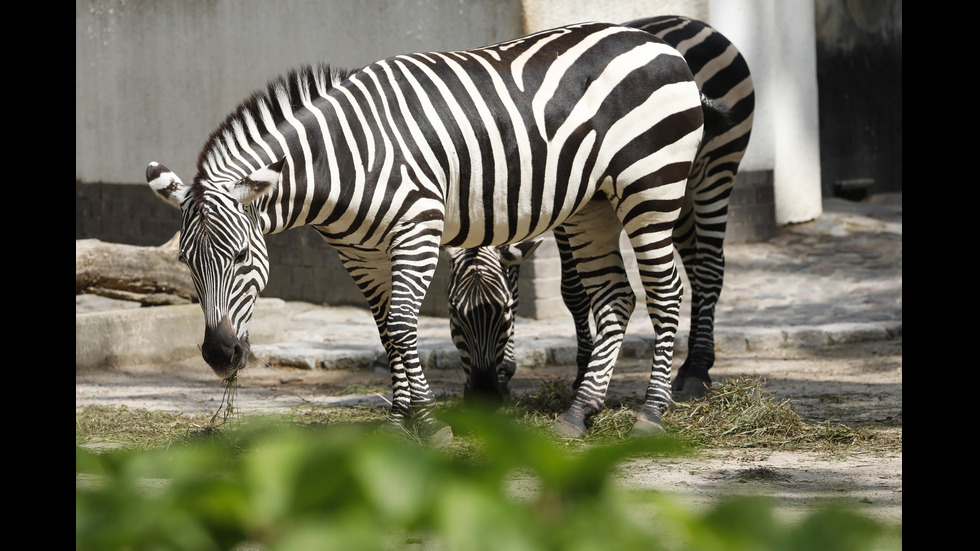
[444,239,542,406]
[146,160,283,379]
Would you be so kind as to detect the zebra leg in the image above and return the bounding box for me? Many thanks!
[388,239,453,444]
[551,202,635,438]
[495,241,543,397]
[553,226,595,390]
[672,144,745,399]
[672,198,725,399]
[495,261,521,397]
[620,229,685,437]
[335,241,451,445]
[669,194,715,397]
[609,178,691,437]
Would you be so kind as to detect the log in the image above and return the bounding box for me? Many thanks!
[75,233,197,306]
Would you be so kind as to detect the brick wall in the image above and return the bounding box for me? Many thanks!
[726,170,776,244]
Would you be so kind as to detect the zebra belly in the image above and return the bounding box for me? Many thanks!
[441,178,600,248]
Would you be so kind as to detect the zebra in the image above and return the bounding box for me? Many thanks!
[145,22,705,442]
[446,16,755,411]
[443,240,542,407]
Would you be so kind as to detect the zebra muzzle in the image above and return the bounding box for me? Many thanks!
[201,317,249,378]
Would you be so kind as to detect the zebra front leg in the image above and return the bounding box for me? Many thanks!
[336,242,451,444]
[388,240,453,445]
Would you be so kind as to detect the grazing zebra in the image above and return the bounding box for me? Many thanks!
[447,16,755,413]
[444,240,542,407]
[146,22,705,442]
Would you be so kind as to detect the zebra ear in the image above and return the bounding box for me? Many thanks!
[146,162,190,208]
[498,238,544,267]
[230,158,285,204]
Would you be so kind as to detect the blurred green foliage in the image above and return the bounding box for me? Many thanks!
[76,411,894,551]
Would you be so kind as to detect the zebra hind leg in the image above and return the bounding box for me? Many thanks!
[672,258,720,399]
[550,203,635,438]
[553,226,595,390]
[671,177,736,399]
[669,201,714,399]
[628,257,685,437]
[615,188,689,437]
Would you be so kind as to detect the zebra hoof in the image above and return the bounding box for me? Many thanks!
[629,414,665,438]
[673,377,712,401]
[416,419,454,448]
[426,425,454,447]
[378,418,414,440]
[553,413,588,439]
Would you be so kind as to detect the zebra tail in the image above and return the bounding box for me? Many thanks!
[700,94,737,142]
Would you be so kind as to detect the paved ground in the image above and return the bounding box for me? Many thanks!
[247,193,902,373]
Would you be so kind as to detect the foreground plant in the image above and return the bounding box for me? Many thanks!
[76,411,894,551]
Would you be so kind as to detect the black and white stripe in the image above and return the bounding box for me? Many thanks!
[447,16,755,426]
[444,241,541,408]
[146,22,704,441]
[629,15,755,397]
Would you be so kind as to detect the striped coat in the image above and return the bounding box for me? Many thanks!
[147,22,704,441]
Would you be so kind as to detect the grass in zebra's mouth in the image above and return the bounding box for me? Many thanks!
[208,373,241,428]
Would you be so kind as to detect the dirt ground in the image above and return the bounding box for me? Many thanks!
[76,337,902,530]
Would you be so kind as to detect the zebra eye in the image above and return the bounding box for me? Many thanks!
[235,249,248,264]
[178,252,188,265]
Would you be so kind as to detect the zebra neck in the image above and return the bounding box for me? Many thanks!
[251,190,310,236]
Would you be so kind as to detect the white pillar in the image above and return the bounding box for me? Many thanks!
[710,0,823,225]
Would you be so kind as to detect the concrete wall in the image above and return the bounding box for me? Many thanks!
[76,0,821,319]
[77,0,524,185]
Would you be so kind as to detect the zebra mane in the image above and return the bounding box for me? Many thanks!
[194,63,358,185]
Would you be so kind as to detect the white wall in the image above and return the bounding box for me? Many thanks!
[521,0,708,31]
